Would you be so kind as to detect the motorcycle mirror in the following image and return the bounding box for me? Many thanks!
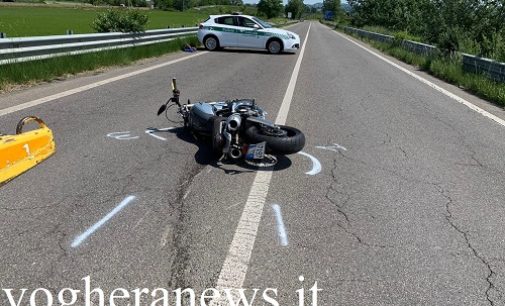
[187,99,191,105]
[157,104,167,116]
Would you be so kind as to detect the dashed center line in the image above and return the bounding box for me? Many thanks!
[210,23,311,305]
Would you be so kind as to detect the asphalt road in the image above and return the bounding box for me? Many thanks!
[2,22,505,305]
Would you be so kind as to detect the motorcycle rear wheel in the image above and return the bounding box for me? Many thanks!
[245,125,305,155]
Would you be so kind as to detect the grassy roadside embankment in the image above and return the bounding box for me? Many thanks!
[0,36,199,91]
[0,6,207,36]
[321,21,505,107]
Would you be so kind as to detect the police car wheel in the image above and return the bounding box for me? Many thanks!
[267,40,282,54]
[204,36,219,51]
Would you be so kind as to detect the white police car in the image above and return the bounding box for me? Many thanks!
[197,14,301,54]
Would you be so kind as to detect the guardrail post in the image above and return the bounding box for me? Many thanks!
[0,32,6,38]
[66,30,74,35]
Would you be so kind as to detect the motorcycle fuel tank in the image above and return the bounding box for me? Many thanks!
[189,102,215,133]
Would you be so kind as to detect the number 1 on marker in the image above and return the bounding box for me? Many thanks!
[23,144,30,156]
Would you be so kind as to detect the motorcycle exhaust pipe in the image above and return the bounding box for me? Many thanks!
[226,114,242,132]
[229,147,242,159]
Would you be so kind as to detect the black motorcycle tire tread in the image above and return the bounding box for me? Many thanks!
[245,125,305,154]
[211,116,226,157]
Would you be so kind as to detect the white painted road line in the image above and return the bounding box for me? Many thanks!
[298,151,322,175]
[0,52,207,117]
[333,29,505,129]
[210,23,311,306]
[275,26,310,125]
[71,195,136,248]
[272,204,288,246]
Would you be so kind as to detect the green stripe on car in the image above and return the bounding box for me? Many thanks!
[203,26,289,40]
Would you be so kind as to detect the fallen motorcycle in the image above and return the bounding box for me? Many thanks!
[157,79,305,167]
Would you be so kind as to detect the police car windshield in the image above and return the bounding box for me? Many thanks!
[252,17,272,28]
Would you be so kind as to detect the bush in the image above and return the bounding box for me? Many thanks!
[436,29,459,56]
[92,9,149,33]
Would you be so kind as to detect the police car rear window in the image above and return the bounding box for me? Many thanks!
[215,17,235,26]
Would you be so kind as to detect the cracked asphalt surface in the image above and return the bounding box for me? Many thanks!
[2,22,505,305]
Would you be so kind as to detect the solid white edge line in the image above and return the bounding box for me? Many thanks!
[331,28,505,128]
[0,51,207,117]
[209,22,311,306]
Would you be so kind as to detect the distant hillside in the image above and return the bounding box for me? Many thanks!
[341,2,351,12]
[309,2,352,12]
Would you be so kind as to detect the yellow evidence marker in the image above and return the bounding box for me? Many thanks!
[0,116,56,184]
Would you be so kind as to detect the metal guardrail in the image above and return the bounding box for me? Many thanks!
[463,54,505,83]
[343,27,394,44]
[342,26,505,83]
[0,27,198,65]
[400,40,437,56]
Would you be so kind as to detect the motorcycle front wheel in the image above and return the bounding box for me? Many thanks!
[245,125,305,155]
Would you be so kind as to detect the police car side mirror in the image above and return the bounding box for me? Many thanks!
[253,24,260,29]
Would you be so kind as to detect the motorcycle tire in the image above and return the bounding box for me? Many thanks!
[211,116,226,157]
[245,125,305,155]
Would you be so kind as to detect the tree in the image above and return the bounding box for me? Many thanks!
[154,0,173,10]
[92,9,148,32]
[257,0,283,19]
[322,0,342,20]
[285,0,305,19]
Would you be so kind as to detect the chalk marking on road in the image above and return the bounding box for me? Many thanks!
[315,146,337,152]
[333,30,505,129]
[183,188,191,200]
[210,23,311,306]
[71,195,136,248]
[160,225,172,248]
[315,143,347,152]
[333,143,347,151]
[298,151,322,176]
[106,131,139,140]
[272,204,289,246]
[145,127,175,141]
[145,130,166,141]
[0,52,207,117]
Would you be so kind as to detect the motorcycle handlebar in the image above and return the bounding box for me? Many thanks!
[172,78,177,91]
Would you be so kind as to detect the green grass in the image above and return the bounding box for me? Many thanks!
[0,6,208,36]
[341,27,505,106]
[0,36,199,90]
[0,5,284,37]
